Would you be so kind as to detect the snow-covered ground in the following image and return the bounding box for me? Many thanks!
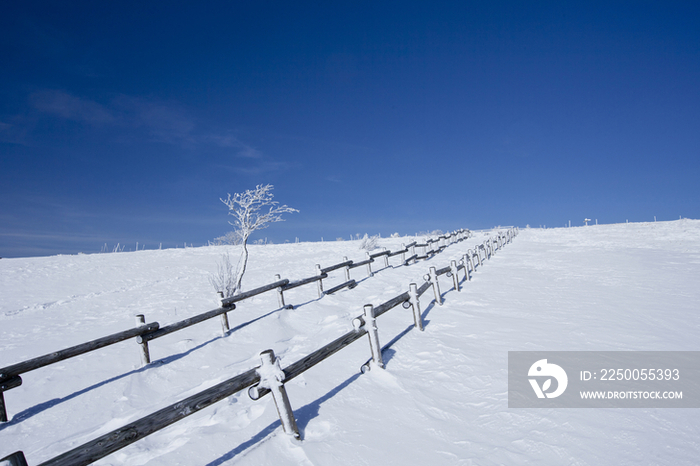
[2,220,700,465]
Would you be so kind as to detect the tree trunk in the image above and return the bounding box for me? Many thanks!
[234,239,249,295]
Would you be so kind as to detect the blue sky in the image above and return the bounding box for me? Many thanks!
[1,2,699,257]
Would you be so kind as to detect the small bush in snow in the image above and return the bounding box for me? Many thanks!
[390,232,400,238]
[209,252,238,299]
[359,233,379,251]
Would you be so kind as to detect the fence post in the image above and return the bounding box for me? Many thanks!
[258,350,300,439]
[343,256,351,281]
[0,375,22,423]
[315,264,324,298]
[410,242,416,261]
[408,283,424,331]
[135,314,151,366]
[365,252,373,277]
[363,305,384,369]
[382,248,389,268]
[400,244,406,264]
[217,292,230,335]
[450,260,460,292]
[275,274,287,309]
[462,254,472,281]
[428,266,442,305]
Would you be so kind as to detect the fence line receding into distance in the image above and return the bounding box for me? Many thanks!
[1,227,518,466]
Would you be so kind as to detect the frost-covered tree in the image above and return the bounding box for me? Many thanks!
[218,184,298,296]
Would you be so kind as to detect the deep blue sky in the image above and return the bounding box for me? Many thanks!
[2,2,699,257]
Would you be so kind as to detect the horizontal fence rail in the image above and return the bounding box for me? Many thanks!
[0,323,159,382]
[0,322,159,423]
[137,306,235,344]
[3,227,518,465]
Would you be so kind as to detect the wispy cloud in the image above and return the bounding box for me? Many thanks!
[112,95,196,144]
[220,160,291,175]
[29,90,115,125]
[203,133,263,158]
[12,90,299,176]
[24,90,268,158]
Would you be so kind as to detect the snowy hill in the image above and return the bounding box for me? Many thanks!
[2,220,700,465]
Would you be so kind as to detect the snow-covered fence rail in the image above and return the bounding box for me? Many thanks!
[2,227,517,466]
[0,321,160,423]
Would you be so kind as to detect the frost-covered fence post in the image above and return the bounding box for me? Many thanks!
[382,248,389,268]
[450,260,460,292]
[257,349,300,439]
[315,264,324,298]
[135,314,151,366]
[343,256,351,281]
[408,283,424,331]
[275,274,287,309]
[400,244,406,263]
[427,266,443,305]
[467,247,481,270]
[473,248,482,267]
[462,254,472,281]
[217,292,231,335]
[365,252,373,277]
[363,305,384,369]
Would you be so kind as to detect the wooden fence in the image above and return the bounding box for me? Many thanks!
[1,227,518,466]
[0,229,470,422]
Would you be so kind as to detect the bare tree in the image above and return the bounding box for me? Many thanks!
[219,184,298,296]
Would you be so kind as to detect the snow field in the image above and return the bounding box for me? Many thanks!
[2,221,700,465]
